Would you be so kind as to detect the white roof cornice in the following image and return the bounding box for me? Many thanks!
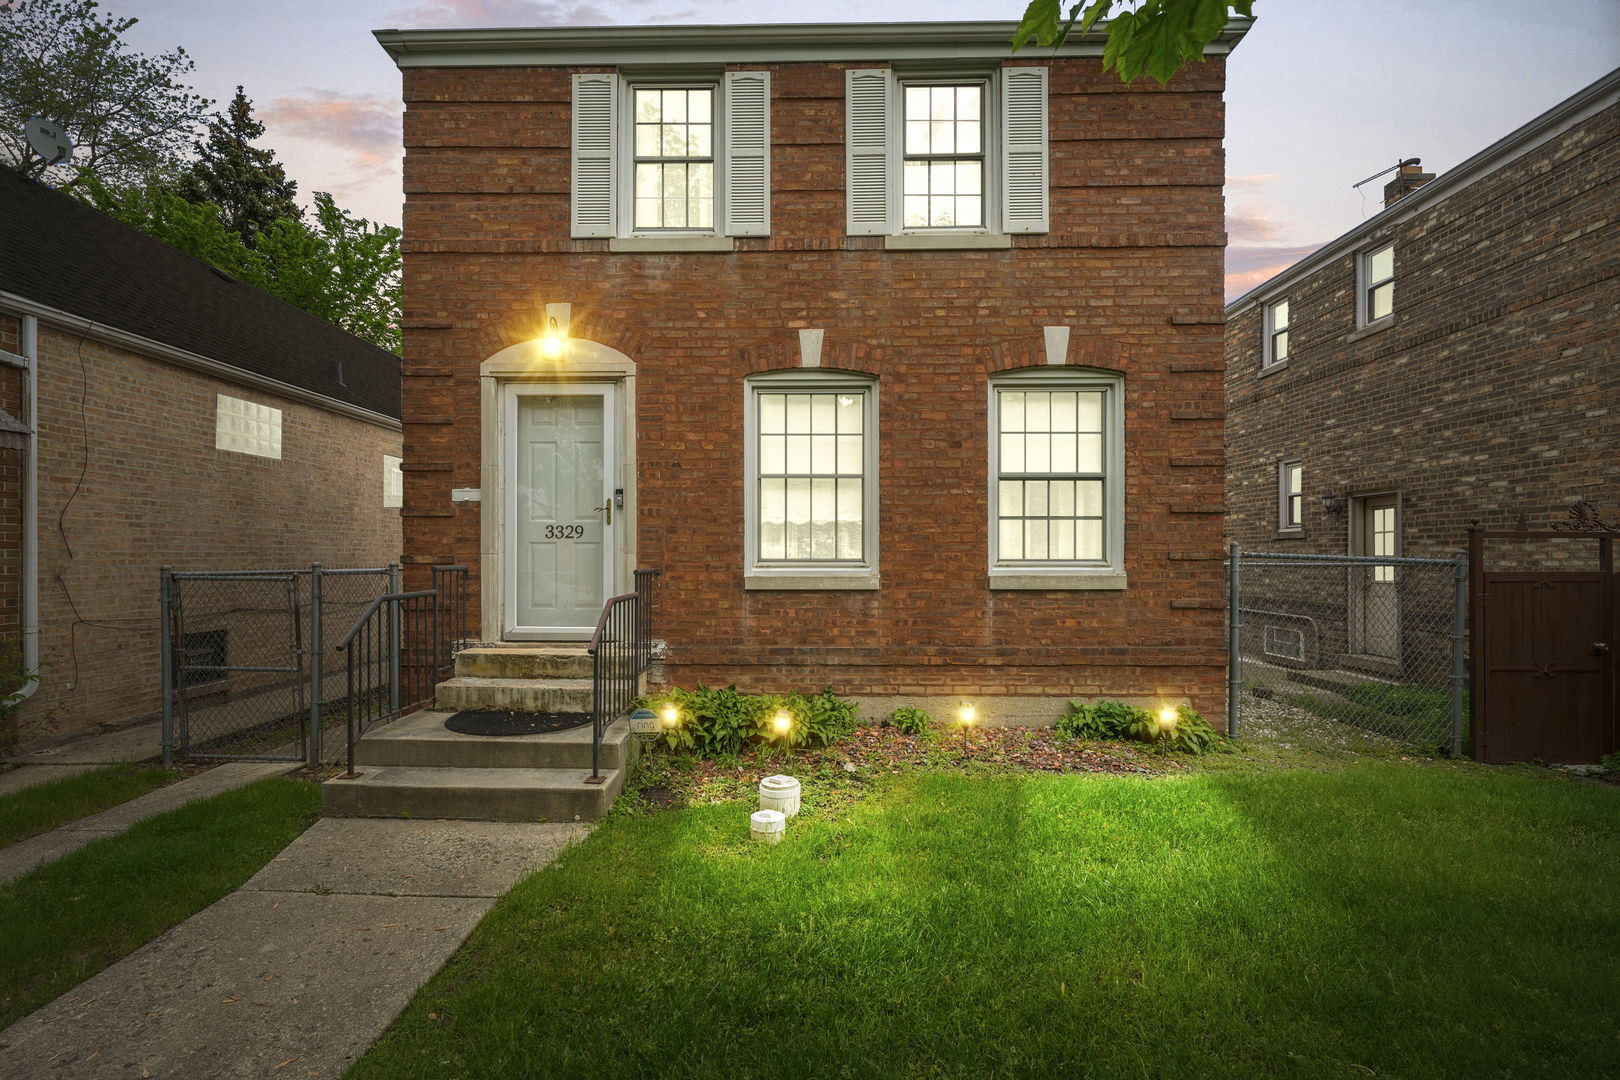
[374,19,1252,68]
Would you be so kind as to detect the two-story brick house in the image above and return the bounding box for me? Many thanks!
[375,20,1249,727]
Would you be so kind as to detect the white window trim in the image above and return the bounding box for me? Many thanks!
[383,453,403,509]
[743,369,880,590]
[1278,458,1303,533]
[618,77,724,239]
[1263,298,1290,368]
[987,367,1126,590]
[895,73,998,237]
[1357,243,1395,327]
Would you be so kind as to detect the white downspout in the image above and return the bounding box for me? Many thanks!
[8,313,40,706]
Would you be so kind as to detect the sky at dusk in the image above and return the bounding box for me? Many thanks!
[105,0,1620,300]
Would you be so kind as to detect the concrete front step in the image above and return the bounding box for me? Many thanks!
[356,712,635,772]
[321,763,628,823]
[435,675,593,714]
[455,646,593,680]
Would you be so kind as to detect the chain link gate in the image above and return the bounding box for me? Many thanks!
[1227,547,1468,756]
[160,564,395,765]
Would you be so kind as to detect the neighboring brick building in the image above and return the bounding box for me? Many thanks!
[376,20,1249,726]
[0,171,404,747]
[1223,70,1618,681]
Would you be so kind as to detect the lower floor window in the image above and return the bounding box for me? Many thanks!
[989,370,1123,573]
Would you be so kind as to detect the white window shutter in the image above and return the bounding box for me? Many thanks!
[723,71,771,237]
[1000,66,1049,234]
[845,68,893,236]
[571,73,617,238]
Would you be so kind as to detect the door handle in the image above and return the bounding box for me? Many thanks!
[594,503,612,526]
[1594,641,1612,656]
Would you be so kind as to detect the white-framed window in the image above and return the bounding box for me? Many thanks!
[847,66,1049,237]
[383,454,403,509]
[571,71,770,239]
[988,368,1125,589]
[215,394,281,459]
[1278,459,1303,532]
[1264,298,1290,366]
[1358,243,1394,325]
[743,370,878,590]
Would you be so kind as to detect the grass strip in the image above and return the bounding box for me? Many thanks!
[0,764,179,848]
[0,776,319,1028]
[351,761,1619,1080]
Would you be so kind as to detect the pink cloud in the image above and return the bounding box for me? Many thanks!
[261,91,402,202]
[395,0,614,24]
[1224,242,1326,302]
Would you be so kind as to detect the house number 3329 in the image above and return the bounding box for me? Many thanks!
[545,525,586,539]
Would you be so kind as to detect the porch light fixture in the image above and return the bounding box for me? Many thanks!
[1321,492,1345,514]
[540,316,565,360]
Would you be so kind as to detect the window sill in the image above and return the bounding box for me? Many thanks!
[1259,358,1290,378]
[988,571,1128,591]
[1346,316,1395,343]
[745,570,880,591]
[609,236,735,253]
[1275,528,1305,540]
[884,233,1012,251]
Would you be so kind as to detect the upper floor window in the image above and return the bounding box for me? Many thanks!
[847,67,1048,238]
[1278,459,1303,532]
[570,71,770,240]
[1264,299,1290,367]
[743,370,879,590]
[632,87,715,231]
[988,368,1126,589]
[1359,243,1394,325]
[215,394,281,459]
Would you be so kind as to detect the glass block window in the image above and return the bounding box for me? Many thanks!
[995,388,1108,562]
[1361,244,1394,323]
[902,83,985,229]
[215,394,281,459]
[755,389,868,562]
[383,454,403,509]
[1266,299,1290,365]
[1279,459,1303,530]
[633,87,715,230]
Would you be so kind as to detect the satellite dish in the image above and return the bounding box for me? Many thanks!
[24,117,73,166]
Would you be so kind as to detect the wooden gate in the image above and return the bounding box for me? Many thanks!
[1469,510,1618,764]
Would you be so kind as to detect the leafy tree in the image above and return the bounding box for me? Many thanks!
[1015,0,1255,84]
[0,0,211,187]
[77,177,402,353]
[176,87,302,247]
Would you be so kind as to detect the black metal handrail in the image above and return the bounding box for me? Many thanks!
[336,565,469,778]
[586,569,659,784]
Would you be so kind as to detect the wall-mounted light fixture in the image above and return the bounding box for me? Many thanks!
[538,302,572,360]
[1321,492,1345,515]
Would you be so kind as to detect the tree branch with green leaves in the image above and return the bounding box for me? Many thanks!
[1014,0,1255,84]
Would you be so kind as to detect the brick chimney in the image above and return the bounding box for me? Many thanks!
[1383,159,1435,207]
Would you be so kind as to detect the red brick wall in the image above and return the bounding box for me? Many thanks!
[1225,101,1620,558]
[399,58,1231,724]
[4,320,403,745]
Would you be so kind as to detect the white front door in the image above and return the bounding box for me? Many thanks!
[504,384,617,639]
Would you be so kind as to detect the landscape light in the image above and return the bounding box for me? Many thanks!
[660,703,680,728]
[772,709,792,736]
[957,703,977,726]
[1158,706,1179,733]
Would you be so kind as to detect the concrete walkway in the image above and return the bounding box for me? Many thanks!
[0,817,588,1078]
[0,762,300,886]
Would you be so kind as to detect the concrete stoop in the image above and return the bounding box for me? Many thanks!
[321,646,642,824]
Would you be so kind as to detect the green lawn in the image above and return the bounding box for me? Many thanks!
[0,763,180,847]
[0,776,320,1027]
[350,761,1619,1080]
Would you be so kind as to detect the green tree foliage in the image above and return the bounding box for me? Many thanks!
[77,177,402,353]
[0,0,211,187]
[1014,0,1255,84]
[176,87,302,247]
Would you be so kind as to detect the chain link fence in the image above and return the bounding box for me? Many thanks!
[1228,548,1468,756]
[161,565,395,764]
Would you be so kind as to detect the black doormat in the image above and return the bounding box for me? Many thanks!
[444,710,593,737]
